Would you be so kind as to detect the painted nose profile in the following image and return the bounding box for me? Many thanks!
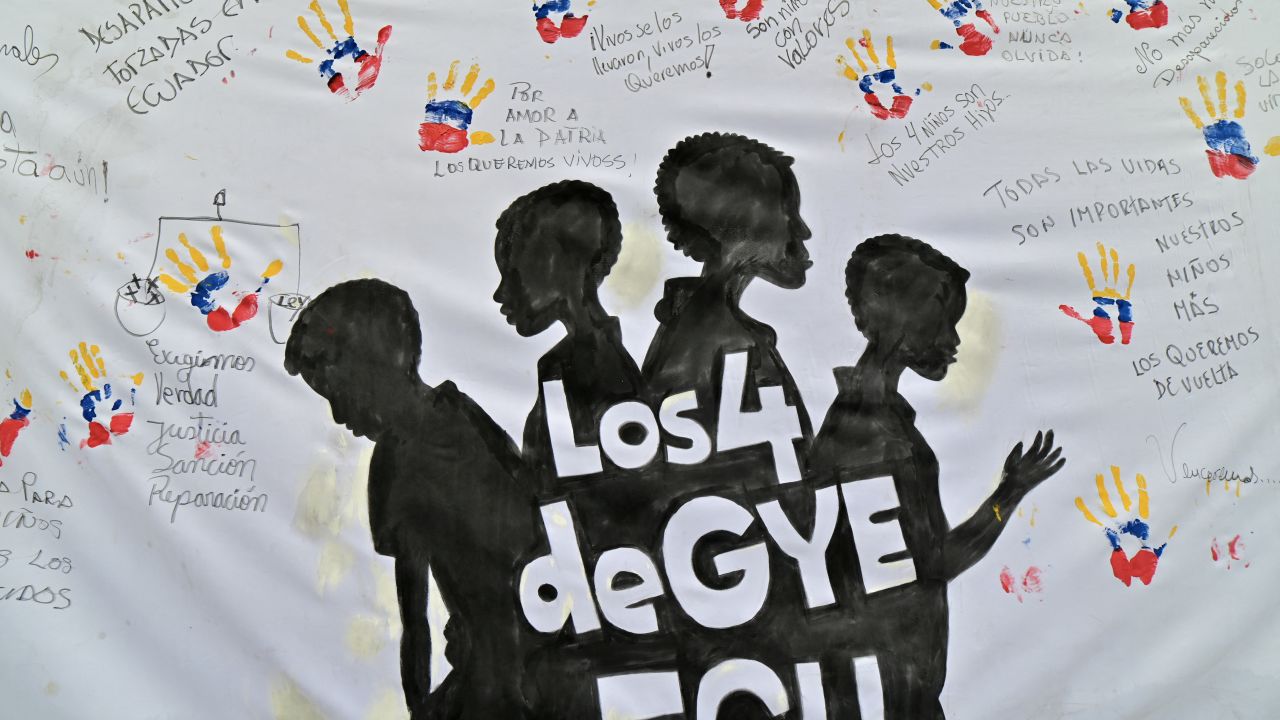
[792,213,813,242]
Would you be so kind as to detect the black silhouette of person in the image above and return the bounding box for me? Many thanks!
[493,180,660,716]
[643,132,814,452]
[284,279,536,719]
[638,133,819,718]
[493,179,642,492]
[807,234,1066,720]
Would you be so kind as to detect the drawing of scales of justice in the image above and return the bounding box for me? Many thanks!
[114,190,310,344]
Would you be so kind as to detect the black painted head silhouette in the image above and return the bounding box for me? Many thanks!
[845,234,970,381]
[284,279,422,439]
[493,180,623,336]
[655,132,811,289]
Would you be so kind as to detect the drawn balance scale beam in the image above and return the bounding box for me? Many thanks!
[114,191,309,343]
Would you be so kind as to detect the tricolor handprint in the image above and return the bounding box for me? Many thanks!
[1110,0,1169,30]
[1075,466,1177,587]
[534,0,590,43]
[59,343,140,449]
[156,227,284,332]
[0,389,32,468]
[1059,242,1135,346]
[838,30,931,121]
[286,0,391,100]
[1179,71,1280,180]
[419,62,497,154]
[927,0,1000,57]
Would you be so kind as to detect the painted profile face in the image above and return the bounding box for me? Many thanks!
[494,255,559,337]
[896,278,966,382]
[754,175,812,290]
[494,224,586,337]
[306,364,404,439]
[494,196,612,337]
[284,279,424,442]
[679,154,812,288]
[323,387,367,437]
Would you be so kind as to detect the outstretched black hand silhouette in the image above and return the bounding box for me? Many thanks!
[1001,430,1066,494]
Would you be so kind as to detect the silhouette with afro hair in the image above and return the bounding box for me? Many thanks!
[808,234,1066,720]
[493,180,641,490]
[494,180,624,340]
[635,134,818,719]
[643,132,814,459]
[493,181,661,717]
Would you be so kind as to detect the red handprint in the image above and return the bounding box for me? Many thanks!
[720,0,765,22]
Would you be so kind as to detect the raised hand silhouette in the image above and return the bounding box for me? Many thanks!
[1000,430,1066,494]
